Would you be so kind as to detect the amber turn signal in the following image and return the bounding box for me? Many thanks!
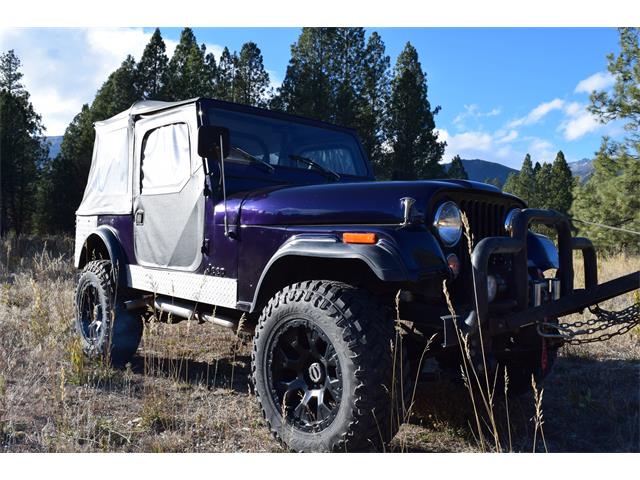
[342,232,377,244]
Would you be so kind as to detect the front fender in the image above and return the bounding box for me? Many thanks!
[267,234,410,282]
[247,228,449,311]
[527,231,559,270]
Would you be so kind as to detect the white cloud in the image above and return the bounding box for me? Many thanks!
[562,111,601,141]
[439,127,525,168]
[266,69,282,93]
[527,137,556,162]
[575,71,615,94]
[453,103,501,126]
[558,101,602,141]
[507,98,564,128]
[0,28,224,136]
[203,43,224,61]
[439,125,559,168]
[438,129,493,153]
[496,129,518,144]
[564,101,583,117]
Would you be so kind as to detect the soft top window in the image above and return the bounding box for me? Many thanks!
[77,125,131,215]
[140,122,191,194]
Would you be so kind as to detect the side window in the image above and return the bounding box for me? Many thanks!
[140,123,190,194]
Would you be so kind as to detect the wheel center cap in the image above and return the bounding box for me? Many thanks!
[308,362,324,383]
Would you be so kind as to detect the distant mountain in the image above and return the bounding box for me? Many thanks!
[445,159,518,185]
[44,136,63,159]
[444,158,595,186]
[568,158,594,183]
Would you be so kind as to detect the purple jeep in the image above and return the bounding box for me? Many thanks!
[73,98,638,451]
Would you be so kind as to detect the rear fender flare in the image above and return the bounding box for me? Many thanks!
[78,226,128,287]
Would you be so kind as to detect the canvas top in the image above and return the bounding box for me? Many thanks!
[94,98,199,130]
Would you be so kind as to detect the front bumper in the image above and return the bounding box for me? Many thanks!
[457,208,638,344]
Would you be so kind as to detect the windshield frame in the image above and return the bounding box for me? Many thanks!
[198,98,374,181]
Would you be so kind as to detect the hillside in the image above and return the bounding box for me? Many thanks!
[568,158,594,182]
[444,158,594,186]
[445,159,518,184]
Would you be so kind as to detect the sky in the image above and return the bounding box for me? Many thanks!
[0,27,624,169]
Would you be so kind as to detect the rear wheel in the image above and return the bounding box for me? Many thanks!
[252,280,409,452]
[74,260,143,367]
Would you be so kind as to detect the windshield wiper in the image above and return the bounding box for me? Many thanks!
[289,154,341,181]
[232,146,275,173]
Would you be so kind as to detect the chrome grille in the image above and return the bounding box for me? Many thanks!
[458,198,509,241]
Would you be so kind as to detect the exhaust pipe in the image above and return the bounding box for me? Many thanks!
[154,298,196,320]
[152,297,238,330]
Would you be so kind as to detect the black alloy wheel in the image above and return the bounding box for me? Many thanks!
[267,319,342,432]
[74,260,143,366]
[252,280,411,452]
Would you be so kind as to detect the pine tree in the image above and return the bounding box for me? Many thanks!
[234,42,270,107]
[40,56,142,232]
[548,150,573,214]
[359,31,391,176]
[387,42,445,179]
[535,162,553,209]
[572,139,640,252]
[0,50,24,93]
[203,50,218,98]
[484,176,502,189]
[165,28,208,100]
[0,50,48,235]
[136,28,169,100]
[502,154,537,206]
[91,55,140,119]
[448,155,469,179]
[332,28,366,128]
[275,28,337,121]
[572,28,640,252]
[589,28,640,141]
[39,105,96,232]
[516,154,536,206]
[215,47,237,101]
[502,172,519,196]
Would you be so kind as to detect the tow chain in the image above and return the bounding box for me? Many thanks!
[537,302,640,345]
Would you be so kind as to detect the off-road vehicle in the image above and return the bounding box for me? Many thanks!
[74,98,639,452]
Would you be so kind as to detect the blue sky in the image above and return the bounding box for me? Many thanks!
[0,27,623,168]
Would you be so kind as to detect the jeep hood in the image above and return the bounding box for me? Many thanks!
[237,179,510,226]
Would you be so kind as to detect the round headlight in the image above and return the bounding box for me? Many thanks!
[504,208,521,234]
[433,201,462,247]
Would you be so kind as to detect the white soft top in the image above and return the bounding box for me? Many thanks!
[76,98,198,216]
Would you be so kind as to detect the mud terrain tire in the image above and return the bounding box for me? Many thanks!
[74,260,143,367]
[252,280,410,452]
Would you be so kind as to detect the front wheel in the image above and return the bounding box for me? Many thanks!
[74,260,143,367]
[252,280,409,452]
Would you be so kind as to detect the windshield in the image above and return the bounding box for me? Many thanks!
[206,106,369,177]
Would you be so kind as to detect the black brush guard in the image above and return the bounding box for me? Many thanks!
[456,208,639,346]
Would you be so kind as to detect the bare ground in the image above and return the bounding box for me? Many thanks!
[0,236,638,452]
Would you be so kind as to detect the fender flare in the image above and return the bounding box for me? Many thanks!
[78,226,128,287]
[248,234,411,311]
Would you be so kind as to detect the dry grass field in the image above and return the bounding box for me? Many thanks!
[0,236,638,452]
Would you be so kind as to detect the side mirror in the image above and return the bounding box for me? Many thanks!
[198,125,230,159]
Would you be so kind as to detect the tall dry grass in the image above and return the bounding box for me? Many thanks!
[0,234,638,452]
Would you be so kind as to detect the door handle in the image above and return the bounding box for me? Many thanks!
[135,210,144,225]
